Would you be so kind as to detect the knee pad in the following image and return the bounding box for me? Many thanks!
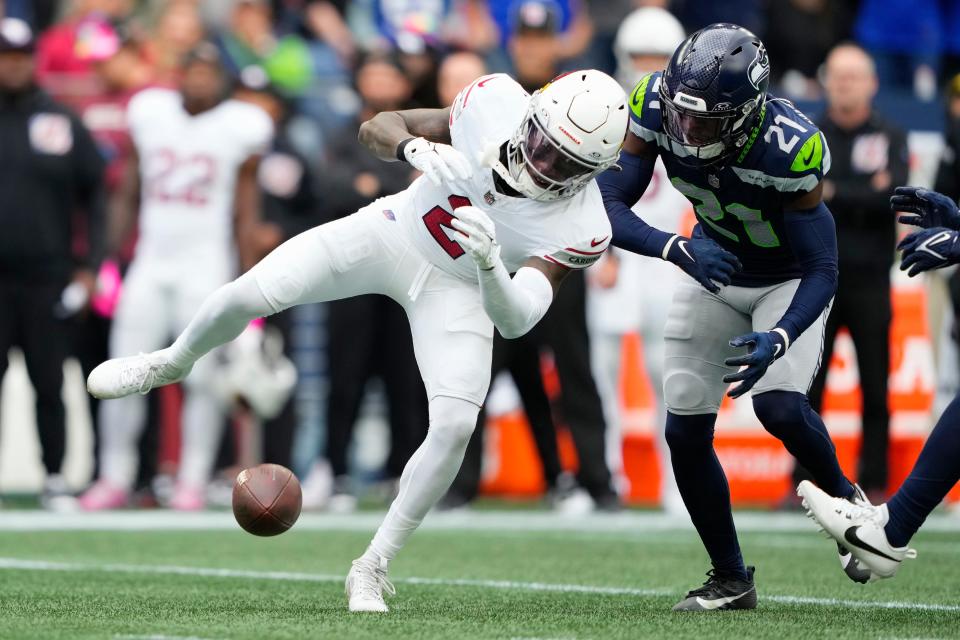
[213,276,274,319]
[428,396,479,449]
[664,412,716,451]
[753,390,804,439]
[663,371,712,414]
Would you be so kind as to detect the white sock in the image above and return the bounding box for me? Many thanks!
[364,396,479,563]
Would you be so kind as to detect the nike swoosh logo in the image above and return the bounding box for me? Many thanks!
[803,137,817,165]
[694,589,753,610]
[919,230,953,260]
[773,343,782,358]
[677,240,695,262]
[591,236,609,247]
[843,526,901,563]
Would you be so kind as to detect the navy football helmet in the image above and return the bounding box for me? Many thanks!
[660,23,769,164]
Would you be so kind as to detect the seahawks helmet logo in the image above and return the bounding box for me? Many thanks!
[747,44,770,90]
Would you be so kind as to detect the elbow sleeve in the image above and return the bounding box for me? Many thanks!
[777,201,839,342]
[478,264,553,339]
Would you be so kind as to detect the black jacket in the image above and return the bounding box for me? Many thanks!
[0,88,106,282]
[818,112,909,273]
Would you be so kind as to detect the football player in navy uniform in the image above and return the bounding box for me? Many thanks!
[798,187,960,582]
[598,23,869,610]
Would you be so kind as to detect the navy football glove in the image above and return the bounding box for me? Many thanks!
[891,187,960,231]
[723,331,788,399]
[898,227,960,276]
[666,235,742,294]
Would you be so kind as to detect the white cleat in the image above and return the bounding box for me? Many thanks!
[797,480,917,581]
[345,556,395,613]
[86,349,191,399]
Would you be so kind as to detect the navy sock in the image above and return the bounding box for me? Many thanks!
[665,412,747,581]
[885,394,960,547]
[753,390,854,498]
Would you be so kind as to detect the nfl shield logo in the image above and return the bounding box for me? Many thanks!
[708,174,720,188]
[484,191,496,205]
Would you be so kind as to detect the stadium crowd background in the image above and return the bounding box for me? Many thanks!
[2,0,960,514]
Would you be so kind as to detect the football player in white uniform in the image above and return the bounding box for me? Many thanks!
[86,69,629,610]
[588,7,688,510]
[79,44,274,511]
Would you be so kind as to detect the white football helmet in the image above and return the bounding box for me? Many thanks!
[614,7,686,89]
[494,69,629,202]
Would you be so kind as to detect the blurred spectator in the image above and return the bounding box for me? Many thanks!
[611,5,684,89]
[671,0,763,37]
[0,18,106,509]
[79,43,274,512]
[854,0,941,100]
[765,0,853,100]
[272,0,355,65]
[589,5,687,511]
[68,23,156,487]
[485,0,593,61]
[396,29,443,108]
[216,0,313,96]
[934,73,960,199]
[5,0,60,32]
[507,0,563,92]
[580,0,634,74]
[303,54,427,511]
[802,43,909,502]
[437,50,486,106]
[145,0,205,86]
[35,0,134,96]
[372,0,455,49]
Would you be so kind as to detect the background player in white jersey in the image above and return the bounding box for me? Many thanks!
[79,44,274,511]
[588,6,687,509]
[86,69,629,611]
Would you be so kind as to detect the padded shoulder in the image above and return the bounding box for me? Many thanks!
[627,72,665,142]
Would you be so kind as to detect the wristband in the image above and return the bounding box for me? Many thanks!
[396,137,416,162]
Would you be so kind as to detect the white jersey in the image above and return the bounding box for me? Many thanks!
[588,158,691,334]
[127,88,274,265]
[394,74,612,281]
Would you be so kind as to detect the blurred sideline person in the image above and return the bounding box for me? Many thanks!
[504,0,620,508]
[85,69,629,612]
[0,18,106,509]
[79,44,274,511]
[588,5,687,510]
[801,43,909,501]
[305,54,427,512]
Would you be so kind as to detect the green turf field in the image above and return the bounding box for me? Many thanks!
[0,510,958,639]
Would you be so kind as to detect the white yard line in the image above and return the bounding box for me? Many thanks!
[0,556,957,613]
[0,509,956,533]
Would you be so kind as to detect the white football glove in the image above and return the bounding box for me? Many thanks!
[451,205,501,270]
[402,137,473,186]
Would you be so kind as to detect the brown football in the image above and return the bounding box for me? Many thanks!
[232,463,302,536]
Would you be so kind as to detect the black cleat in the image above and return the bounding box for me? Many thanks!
[672,566,757,612]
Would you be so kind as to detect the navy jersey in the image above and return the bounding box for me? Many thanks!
[629,71,831,286]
